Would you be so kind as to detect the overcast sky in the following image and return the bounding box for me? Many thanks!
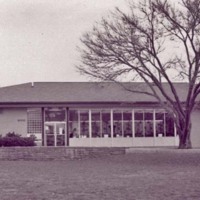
[0,0,127,86]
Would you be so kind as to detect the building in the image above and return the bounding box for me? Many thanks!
[0,82,199,147]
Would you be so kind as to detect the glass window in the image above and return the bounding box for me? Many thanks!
[155,111,165,137]
[135,111,144,137]
[67,108,175,140]
[135,112,143,120]
[123,111,132,137]
[27,108,42,134]
[113,110,122,137]
[92,110,101,138]
[123,111,132,121]
[102,110,111,138]
[80,110,89,121]
[165,113,175,136]
[144,112,153,137]
[56,123,65,146]
[45,108,65,122]
[69,110,79,138]
[45,124,54,146]
[80,110,89,138]
[134,110,154,137]
[92,111,100,121]
[69,110,78,121]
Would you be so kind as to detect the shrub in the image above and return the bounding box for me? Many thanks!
[0,132,36,147]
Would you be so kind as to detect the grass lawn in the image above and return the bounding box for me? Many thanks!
[0,149,200,200]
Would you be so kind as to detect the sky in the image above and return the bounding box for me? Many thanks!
[0,0,127,87]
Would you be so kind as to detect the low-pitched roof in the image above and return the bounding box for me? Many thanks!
[0,82,189,104]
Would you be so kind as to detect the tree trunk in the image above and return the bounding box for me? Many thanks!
[178,122,192,149]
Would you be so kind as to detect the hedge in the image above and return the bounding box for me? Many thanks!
[0,132,36,147]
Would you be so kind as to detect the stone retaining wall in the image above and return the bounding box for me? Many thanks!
[0,147,126,161]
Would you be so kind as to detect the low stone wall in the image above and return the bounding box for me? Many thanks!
[0,147,126,161]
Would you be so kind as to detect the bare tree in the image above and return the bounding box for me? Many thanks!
[77,0,200,149]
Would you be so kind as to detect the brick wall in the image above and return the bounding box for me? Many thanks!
[0,147,126,161]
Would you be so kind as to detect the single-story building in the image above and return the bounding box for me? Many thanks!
[0,82,199,147]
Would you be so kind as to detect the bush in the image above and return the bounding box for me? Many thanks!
[0,132,36,147]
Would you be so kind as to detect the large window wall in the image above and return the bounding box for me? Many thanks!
[69,109,175,139]
[27,107,177,147]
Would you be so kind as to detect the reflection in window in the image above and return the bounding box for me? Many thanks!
[80,110,89,138]
[113,110,122,137]
[135,111,154,137]
[69,110,79,138]
[56,123,65,146]
[45,124,54,146]
[123,111,132,137]
[144,112,153,137]
[135,111,144,137]
[45,124,54,135]
[92,110,101,138]
[45,108,65,122]
[102,110,111,137]
[155,112,165,137]
[166,113,175,136]
[155,111,175,137]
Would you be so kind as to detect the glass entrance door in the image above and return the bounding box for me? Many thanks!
[56,123,66,146]
[45,122,66,146]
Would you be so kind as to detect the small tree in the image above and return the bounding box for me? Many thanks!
[77,0,200,149]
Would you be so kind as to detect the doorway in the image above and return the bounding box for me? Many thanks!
[44,122,66,146]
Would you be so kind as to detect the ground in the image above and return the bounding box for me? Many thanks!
[0,149,200,200]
